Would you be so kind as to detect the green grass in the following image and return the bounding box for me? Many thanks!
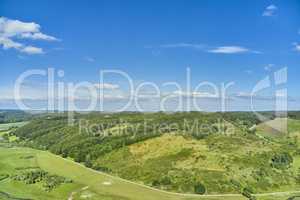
[0,146,250,200]
[0,122,27,142]
[0,130,8,137]
[95,133,300,195]
[0,147,79,200]
[0,145,299,199]
[0,122,28,131]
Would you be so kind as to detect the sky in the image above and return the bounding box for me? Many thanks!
[0,0,300,111]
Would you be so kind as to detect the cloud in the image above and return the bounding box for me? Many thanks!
[172,90,219,98]
[235,92,253,98]
[20,46,44,54]
[234,92,276,101]
[94,83,120,90]
[20,32,58,41]
[245,70,253,74]
[0,82,123,102]
[234,92,294,102]
[0,17,59,54]
[0,83,49,100]
[149,43,260,54]
[0,37,22,49]
[264,64,274,71]
[293,43,300,52]
[208,46,256,54]
[263,4,278,17]
[84,56,95,62]
[158,43,204,49]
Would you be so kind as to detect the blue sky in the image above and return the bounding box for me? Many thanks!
[0,0,300,111]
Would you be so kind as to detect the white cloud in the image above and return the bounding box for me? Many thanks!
[234,92,271,100]
[0,17,59,55]
[148,43,261,54]
[235,92,253,98]
[159,43,204,49]
[263,4,278,17]
[0,37,22,49]
[267,5,277,10]
[0,82,122,101]
[94,83,120,90]
[293,43,300,52]
[208,46,251,54]
[20,32,58,41]
[172,90,218,98]
[234,92,291,101]
[20,46,44,54]
[264,64,274,71]
[0,84,48,100]
[84,56,95,62]
[0,18,39,37]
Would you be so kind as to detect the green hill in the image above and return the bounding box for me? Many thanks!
[5,111,300,199]
[0,143,299,200]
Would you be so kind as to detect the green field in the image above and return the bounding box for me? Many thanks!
[0,146,247,200]
[0,122,29,131]
[0,122,28,143]
[1,146,300,200]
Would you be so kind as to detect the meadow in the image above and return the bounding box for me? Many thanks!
[0,146,249,200]
[1,145,300,200]
[0,122,28,131]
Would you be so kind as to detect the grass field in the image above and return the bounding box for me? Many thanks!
[1,145,300,200]
[0,121,28,142]
[0,122,29,131]
[0,146,249,200]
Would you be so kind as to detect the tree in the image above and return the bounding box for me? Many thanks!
[194,182,206,194]
[271,152,293,169]
[242,187,256,200]
[84,154,93,168]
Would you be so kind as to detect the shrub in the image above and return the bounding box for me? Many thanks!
[194,182,206,194]
[271,152,293,169]
[242,187,255,199]
[0,174,9,181]
[12,170,72,192]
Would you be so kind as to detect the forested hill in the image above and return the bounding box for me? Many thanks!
[0,110,34,123]
[12,111,297,163]
[10,111,300,195]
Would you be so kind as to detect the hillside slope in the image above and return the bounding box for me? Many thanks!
[10,112,300,197]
